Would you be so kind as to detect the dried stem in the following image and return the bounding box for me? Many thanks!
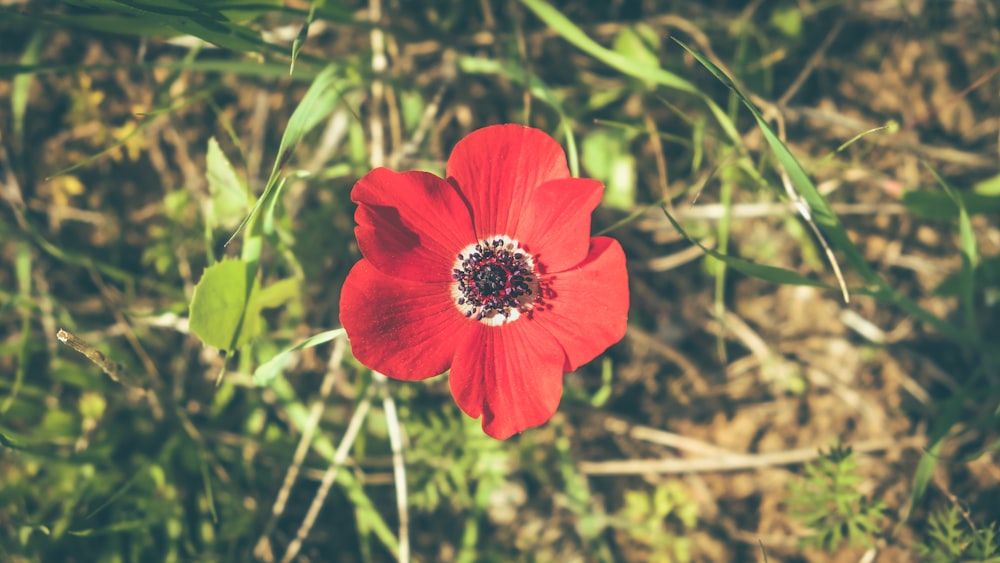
[254,336,347,562]
[280,384,376,563]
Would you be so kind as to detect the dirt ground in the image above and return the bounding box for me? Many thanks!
[1,1,999,562]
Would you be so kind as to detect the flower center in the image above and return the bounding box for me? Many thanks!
[451,236,539,326]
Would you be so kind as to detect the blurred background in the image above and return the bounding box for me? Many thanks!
[0,0,998,561]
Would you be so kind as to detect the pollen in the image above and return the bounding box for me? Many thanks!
[451,236,538,325]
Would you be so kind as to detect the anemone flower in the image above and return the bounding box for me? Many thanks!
[340,124,629,439]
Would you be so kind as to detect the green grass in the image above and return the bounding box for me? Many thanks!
[1,0,998,561]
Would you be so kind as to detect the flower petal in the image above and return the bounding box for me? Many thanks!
[353,168,475,282]
[535,237,629,371]
[340,258,467,380]
[449,322,566,439]
[445,124,571,238]
[514,178,604,273]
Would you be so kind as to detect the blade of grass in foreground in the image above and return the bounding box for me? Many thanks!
[927,163,980,345]
[227,64,353,250]
[662,209,834,289]
[674,39,970,342]
[519,0,743,148]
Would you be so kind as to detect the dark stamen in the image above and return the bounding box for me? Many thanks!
[452,236,537,322]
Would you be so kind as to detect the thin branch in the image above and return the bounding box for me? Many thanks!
[280,384,376,563]
[254,336,347,562]
[376,372,409,563]
[580,438,913,475]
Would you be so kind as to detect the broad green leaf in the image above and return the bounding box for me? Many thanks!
[189,258,262,351]
[205,137,248,230]
[663,208,832,288]
[253,328,345,385]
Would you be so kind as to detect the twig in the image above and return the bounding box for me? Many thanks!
[387,80,449,170]
[644,113,671,203]
[254,336,347,562]
[367,1,410,561]
[776,18,845,107]
[644,238,714,272]
[279,384,376,563]
[639,201,908,226]
[580,438,907,475]
[86,269,165,419]
[376,372,409,563]
[602,417,739,458]
[56,328,145,390]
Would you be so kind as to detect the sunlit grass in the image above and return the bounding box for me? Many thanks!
[1,0,998,561]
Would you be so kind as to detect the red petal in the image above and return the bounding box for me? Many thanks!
[535,237,629,371]
[514,178,603,273]
[449,323,566,439]
[340,259,467,380]
[445,125,571,238]
[353,168,475,282]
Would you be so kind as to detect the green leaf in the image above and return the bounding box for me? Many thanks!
[927,164,979,343]
[521,0,743,147]
[255,276,300,309]
[770,5,803,38]
[905,395,964,522]
[290,1,323,74]
[253,328,345,386]
[903,190,1000,220]
[521,0,692,93]
[663,208,832,288]
[611,24,660,89]
[189,258,262,351]
[673,39,872,283]
[12,32,45,146]
[61,0,283,54]
[581,128,636,209]
[205,137,248,230]
[226,65,351,248]
[974,172,1000,196]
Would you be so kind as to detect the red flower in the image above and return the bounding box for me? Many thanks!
[340,124,629,439]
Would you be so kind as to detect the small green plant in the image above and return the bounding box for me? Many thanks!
[915,505,1000,562]
[404,402,511,514]
[787,444,887,551]
[614,481,698,563]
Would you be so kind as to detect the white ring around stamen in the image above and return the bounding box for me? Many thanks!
[450,235,538,326]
